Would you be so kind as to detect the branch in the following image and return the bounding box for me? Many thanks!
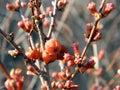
[0,28,42,75]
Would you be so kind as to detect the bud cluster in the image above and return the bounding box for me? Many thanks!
[51,69,80,89]
[87,1,115,19]
[4,68,24,90]
[17,18,33,32]
[6,0,26,11]
[84,23,103,42]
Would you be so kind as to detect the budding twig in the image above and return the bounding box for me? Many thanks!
[69,0,107,81]
[0,28,42,75]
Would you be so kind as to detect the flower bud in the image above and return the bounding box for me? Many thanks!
[103,3,115,17]
[65,80,73,88]
[72,42,80,57]
[15,68,22,75]
[66,67,71,77]
[67,60,75,67]
[58,83,64,88]
[6,4,17,11]
[8,49,19,57]
[58,71,67,80]
[98,50,105,60]
[17,21,28,32]
[39,14,45,19]
[87,2,97,15]
[52,72,58,79]
[21,2,26,9]
[85,59,95,69]
[63,53,74,62]
[23,18,33,31]
[43,20,50,29]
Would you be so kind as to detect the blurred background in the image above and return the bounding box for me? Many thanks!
[0,0,120,90]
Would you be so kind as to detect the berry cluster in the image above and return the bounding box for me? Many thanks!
[25,38,67,64]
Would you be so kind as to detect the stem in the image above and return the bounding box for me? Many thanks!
[92,43,99,88]
[0,60,11,79]
[47,0,58,38]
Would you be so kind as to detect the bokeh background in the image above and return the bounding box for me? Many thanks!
[0,0,120,90]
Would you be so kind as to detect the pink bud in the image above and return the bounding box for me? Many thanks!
[72,42,80,57]
[98,50,105,60]
[87,2,97,14]
[52,72,58,79]
[65,80,73,88]
[6,4,17,11]
[103,3,115,16]
[63,53,74,62]
[58,83,64,88]
[43,20,50,29]
[58,71,67,80]
[39,14,45,19]
[67,60,75,67]
[85,59,95,69]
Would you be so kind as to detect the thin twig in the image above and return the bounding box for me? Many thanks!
[47,0,58,38]
[103,74,119,90]
[92,43,100,88]
[99,0,106,13]
[106,48,120,72]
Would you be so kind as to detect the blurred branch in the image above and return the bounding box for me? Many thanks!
[0,59,11,79]
[106,48,120,72]
[103,74,119,90]
[92,43,100,87]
